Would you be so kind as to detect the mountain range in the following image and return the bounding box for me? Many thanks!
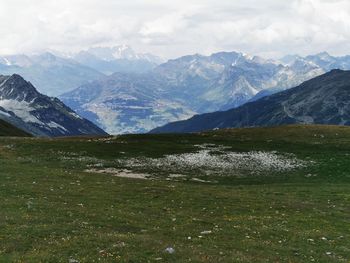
[151,69,350,133]
[0,74,107,137]
[2,48,350,135]
[281,52,350,72]
[60,51,325,134]
[0,45,164,96]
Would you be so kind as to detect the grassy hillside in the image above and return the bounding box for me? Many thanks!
[0,125,349,262]
[0,119,32,137]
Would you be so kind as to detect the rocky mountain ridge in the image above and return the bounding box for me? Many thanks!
[0,74,107,137]
[151,70,350,133]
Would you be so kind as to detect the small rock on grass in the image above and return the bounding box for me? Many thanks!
[165,247,175,254]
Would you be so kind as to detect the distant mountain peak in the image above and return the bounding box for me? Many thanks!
[36,51,57,59]
[112,45,135,59]
[316,51,331,58]
[84,45,163,63]
[279,52,350,72]
[72,45,164,75]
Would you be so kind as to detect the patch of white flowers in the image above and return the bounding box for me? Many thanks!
[120,144,309,175]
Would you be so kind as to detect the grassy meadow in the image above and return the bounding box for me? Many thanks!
[0,125,349,262]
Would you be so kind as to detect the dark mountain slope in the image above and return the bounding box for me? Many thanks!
[151,70,350,133]
[0,119,31,137]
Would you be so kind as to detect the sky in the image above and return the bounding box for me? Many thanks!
[1,0,350,59]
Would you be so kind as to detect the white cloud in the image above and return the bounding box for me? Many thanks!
[0,0,350,59]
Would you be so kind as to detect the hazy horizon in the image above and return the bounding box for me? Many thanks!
[0,45,346,63]
[0,43,350,62]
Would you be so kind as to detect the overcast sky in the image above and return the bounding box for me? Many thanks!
[1,0,350,59]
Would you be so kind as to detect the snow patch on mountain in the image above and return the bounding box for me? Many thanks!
[47,121,68,132]
[0,99,44,125]
[0,108,11,117]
